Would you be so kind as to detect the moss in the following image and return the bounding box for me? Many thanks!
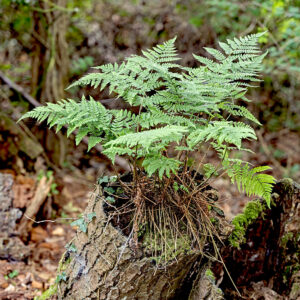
[229,200,266,248]
[281,230,300,284]
[281,232,294,248]
[34,284,57,300]
[281,178,294,190]
[142,228,192,263]
[280,178,297,198]
[205,269,215,281]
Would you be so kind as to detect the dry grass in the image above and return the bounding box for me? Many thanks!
[102,169,226,266]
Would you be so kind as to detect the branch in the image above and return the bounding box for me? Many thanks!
[0,71,41,107]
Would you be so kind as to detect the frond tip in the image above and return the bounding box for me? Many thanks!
[227,163,276,207]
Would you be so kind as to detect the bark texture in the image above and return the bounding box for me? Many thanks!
[58,188,209,300]
[0,173,30,261]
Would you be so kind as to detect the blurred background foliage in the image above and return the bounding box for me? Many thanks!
[0,0,299,181]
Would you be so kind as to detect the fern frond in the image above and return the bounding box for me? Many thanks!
[19,96,112,145]
[141,37,179,63]
[192,32,266,102]
[110,109,136,136]
[135,107,196,129]
[187,121,257,149]
[105,126,188,149]
[102,147,135,163]
[226,162,276,206]
[88,136,102,151]
[143,154,182,179]
[220,103,261,125]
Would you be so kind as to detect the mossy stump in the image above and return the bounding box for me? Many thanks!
[57,178,299,299]
[57,185,226,300]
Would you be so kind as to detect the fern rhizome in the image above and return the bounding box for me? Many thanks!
[20,33,276,264]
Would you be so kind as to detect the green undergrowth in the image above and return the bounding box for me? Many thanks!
[229,199,267,248]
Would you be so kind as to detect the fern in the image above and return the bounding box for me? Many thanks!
[143,155,182,179]
[20,32,276,205]
[187,121,256,149]
[104,126,188,152]
[19,96,112,149]
[219,103,261,125]
[225,162,276,207]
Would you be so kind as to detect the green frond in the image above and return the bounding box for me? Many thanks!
[141,37,179,63]
[203,163,218,178]
[226,162,276,206]
[75,127,90,145]
[88,136,102,151]
[110,109,136,136]
[220,103,261,125]
[105,125,188,149]
[143,155,182,179]
[19,96,112,149]
[187,121,257,149]
[135,107,196,129]
[102,147,134,163]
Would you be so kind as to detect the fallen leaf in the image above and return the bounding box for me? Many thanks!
[0,276,9,289]
[32,280,43,289]
[52,226,65,236]
[31,226,48,243]
[4,284,15,292]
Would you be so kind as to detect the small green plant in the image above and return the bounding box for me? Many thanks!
[20,33,276,262]
[5,270,19,280]
[37,170,59,196]
[55,271,67,283]
[65,243,77,253]
[70,212,96,233]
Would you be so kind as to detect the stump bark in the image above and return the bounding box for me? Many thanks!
[58,188,221,300]
[58,179,300,300]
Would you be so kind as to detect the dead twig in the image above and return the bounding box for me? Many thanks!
[18,175,53,238]
[0,71,41,107]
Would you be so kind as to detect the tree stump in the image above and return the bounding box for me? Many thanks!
[58,184,227,300]
[58,179,300,299]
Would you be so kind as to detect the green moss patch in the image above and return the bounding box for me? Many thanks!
[229,200,266,248]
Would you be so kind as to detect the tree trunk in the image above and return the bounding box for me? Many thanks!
[31,0,69,102]
[58,179,300,299]
[30,0,70,166]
